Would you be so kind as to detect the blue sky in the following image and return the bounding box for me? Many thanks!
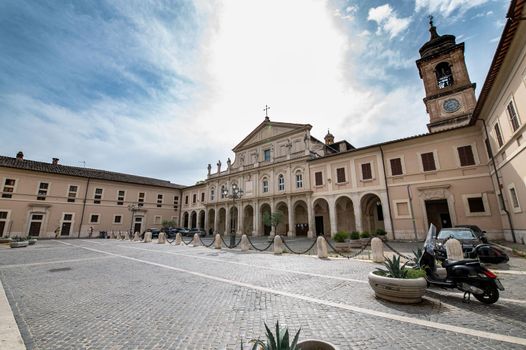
[0,0,508,185]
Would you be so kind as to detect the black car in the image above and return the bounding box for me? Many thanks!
[188,228,206,237]
[143,228,161,238]
[455,224,488,243]
[435,227,482,260]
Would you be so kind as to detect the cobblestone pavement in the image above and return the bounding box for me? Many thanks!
[1,239,525,349]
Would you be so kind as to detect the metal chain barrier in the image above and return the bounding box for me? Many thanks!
[383,240,412,260]
[198,235,216,248]
[180,236,193,245]
[219,235,242,249]
[323,236,372,259]
[281,237,317,255]
[246,235,274,252]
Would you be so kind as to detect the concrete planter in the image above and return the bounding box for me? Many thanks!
[360,238,371,247]
[0,238,13,244]
[10,241,29,248]
[297,339,339,350]
[349,239,362,248]
[28,238,37,245]
[368,271,427,304]
[333,242,351,252]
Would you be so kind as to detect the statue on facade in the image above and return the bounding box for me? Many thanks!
[217,160,222,173]
[227,157,231,169]
[207,163,212,175]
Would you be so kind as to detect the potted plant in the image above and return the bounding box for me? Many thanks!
[243,321,338,350]
[349,231,361,248]
[368,255,427,304]
[332,231,350,252]
[374,228,387,241]
[359,231,370,246]
[9,236,29,248]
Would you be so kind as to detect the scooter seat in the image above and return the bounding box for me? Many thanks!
[442,259,479,268]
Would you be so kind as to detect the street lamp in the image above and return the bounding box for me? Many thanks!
[222,183,243,247]
[127,203,139,239]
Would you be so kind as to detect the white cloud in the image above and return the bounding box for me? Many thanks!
[367,4,411,39]
[415,0,488,17]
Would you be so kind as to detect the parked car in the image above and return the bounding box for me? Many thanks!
[188,228,206,237]
[143,228,161,238]
[435,227,482,260]
[455,224,488,243]
[177,228,190,236]
[162,228,178,238]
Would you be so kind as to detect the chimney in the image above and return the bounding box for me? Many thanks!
[16,151,24,160]
[52,158,59,165]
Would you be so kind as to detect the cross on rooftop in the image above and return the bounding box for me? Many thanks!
[263,105,270,118]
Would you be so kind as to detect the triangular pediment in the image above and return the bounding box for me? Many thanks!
[233,119,312,152]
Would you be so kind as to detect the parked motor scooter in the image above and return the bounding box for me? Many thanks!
[418,224,504,304]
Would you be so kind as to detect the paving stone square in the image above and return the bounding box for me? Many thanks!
[1,239,526,349]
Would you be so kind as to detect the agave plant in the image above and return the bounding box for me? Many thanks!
[245,321,301,350]
[411,248,423,267]
[376,255,409,279]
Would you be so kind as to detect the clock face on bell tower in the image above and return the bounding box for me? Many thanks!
[415,17,477,133]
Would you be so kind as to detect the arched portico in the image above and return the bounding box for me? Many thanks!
[218,207,226,234]
[243,205,254,235]
[229,206,239,234]
[183,212,189,228]
[361,193,385,234]
[275,201,289,235]
[198,210,205,230]
[190,211,197,229]
[207,208,215,234]
[293,200,309,236]
[336,196,356,233]
[260,203,272,236]
[313,198,331,236]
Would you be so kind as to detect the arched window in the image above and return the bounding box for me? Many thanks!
[435,62,453,89]
[278,174,285,191]
[220,185,225,199]
[295,172,303,188]
[262,178,269,193]
[210,187,215,201]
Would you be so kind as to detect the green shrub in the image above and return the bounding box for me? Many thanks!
[360,231,370,239]
[333,231,349,243]
[350,231,360,240]
[375,228,387,236]
[405,268,426,279]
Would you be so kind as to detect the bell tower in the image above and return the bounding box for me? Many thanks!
[416,17,476,132]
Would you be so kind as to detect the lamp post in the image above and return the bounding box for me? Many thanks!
[222,183,243,247]
[127,203,139,239]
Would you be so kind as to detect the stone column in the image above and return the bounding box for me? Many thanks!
[270,199,275,237]
[307,196,314,238]
[225,205,231,236]
[237,203,243,235]
[328,196,337,238]
[213,206,219,234]
[352,194,362,232]
[379,192,393,236]
[253,201,259,236]
[287,196,294,237]
[197,212,202,231]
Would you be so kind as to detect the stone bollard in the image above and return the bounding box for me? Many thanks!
[175,232,182,245]
[371,237,385,263]
[316,236,328,259]
[273,235,283,255]
[214,234,222,249]
[133,232,141,241]
[158,232,166,244]
[143,232,152,243]
[191,233,201,247]
[240,234,250,251]
[445,238,464,261]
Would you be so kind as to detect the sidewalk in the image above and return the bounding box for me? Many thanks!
[0,279,25,350]
[493,241,526,258]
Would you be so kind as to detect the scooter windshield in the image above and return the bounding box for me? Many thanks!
[423,224,437,256]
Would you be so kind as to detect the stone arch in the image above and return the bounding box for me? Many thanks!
[260,203,272,236]
[313,198,331,236]
[207,208,215,234]
[360,193,385,234]
[229,206,238,234]
[190,211,197,228]
[275,201,289,235]
[183,212,189,228]
[243,204,254,235]
[335,195,356,233]
[198,210,205,230]
[293,199,308,236]
[435,61,453,88]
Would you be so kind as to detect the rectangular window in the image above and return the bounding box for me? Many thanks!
[2,179,16,198]
[336,168,346,183]
[296,174,303,188]
[93,188,103,204]
[157,194,163,208]
[68,185,78,203]
[210,189,215,201]
[0,211,8,236]
[90,214,100,224]
[263,180,269,193]
[467,197,485,213]
[315,172,323,186]
[185,195,189,204]
[192,194,196,203]
[201,192,205,202]
[457,145,475,166]
[278,175,285,191]
[37,182,49,201]
[494,123,504,148]
[117,190,125,206]
[263,149,271,162]
[113,215,122,224]
[154,216,162,225]
[138,192,145,207]
[507,100,521,132]
[173,196,179,210]
[421,152,436,172]
[510,187,520,209]
[390,158,403,176]
[361,163,372,180]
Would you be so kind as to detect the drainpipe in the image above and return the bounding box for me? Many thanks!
[479,119,516,243]
[379,146,396,240]
[406,185,418,241]
[78,177,91,238]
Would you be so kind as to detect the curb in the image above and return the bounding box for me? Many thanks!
[492,243,526,258]
[0,279,26,350]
